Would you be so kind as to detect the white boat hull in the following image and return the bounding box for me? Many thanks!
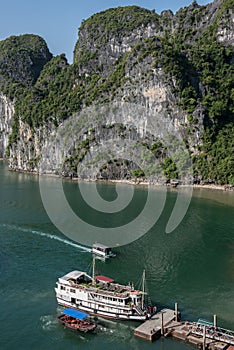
[56,297,148,321]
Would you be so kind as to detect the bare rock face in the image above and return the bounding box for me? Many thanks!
[217,7,234,45]
[0,94,14,158]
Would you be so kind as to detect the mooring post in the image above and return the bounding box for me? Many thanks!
[175,302,178,321]
[161,312,164,336]
[203,325,206,350]
[214,314,217,329]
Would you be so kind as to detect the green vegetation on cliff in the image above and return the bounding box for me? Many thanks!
[0,34,52,94]
[194,124,234,185]
[15,54,78,127]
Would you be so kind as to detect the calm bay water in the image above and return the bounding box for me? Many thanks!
[0,160,233,350]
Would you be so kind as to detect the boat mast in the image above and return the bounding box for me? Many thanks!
[92,256,96,286]
[142,269,146,310]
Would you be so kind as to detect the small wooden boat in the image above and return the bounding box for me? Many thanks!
[57,308,96,333]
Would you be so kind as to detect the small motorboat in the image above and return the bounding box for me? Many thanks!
[92,243,116,259]
[57,308,96,333]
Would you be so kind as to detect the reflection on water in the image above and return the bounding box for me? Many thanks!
[192,187,234,207]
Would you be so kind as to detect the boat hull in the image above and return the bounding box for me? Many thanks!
[57,314,96,333]
[57,297,148,321]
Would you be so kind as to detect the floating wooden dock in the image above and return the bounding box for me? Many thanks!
[134,304,234,349]
[134,308,178,341]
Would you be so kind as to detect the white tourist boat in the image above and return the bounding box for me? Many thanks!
[92,243,116,259]
[55,265,156,321]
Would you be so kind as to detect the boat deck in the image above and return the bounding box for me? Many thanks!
[68,281,140,298]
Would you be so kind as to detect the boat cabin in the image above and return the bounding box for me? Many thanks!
[60,270,93,286]
[92,243,116,258]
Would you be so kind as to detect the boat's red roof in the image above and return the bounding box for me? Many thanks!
[95,275,114,283]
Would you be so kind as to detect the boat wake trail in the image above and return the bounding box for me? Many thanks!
[31,230,92,252]
[40,315,58,331]
[0,223,91,252]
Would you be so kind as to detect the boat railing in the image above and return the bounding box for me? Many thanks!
[134,304,145,316]
[189,322,234,345]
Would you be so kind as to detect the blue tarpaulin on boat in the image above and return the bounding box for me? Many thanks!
[62,308,89,320]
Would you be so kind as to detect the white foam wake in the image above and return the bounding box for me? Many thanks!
[31,229,91,251]
[0,223,91,252]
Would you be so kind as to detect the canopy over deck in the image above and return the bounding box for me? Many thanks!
[62,308,89,320]
[95,275,114,283]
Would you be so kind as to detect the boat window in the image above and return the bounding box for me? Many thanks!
[61,286,65,290]
[125,297,132,305]
[93,245,112,254]
[70,289,76,293]
[94,246,104,252]
[77,275,92,284]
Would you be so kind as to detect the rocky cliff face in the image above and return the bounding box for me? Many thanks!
[74,0,233,75]
[0,0,233,184]
[0,34,52,162]
[0,93,14,158]
[8,120,50,173]
[74,7,163,76]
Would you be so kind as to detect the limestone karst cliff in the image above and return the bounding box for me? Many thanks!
[0,93,14,158]
[0,0,233,184]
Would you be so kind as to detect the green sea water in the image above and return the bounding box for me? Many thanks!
[0,160,233,350]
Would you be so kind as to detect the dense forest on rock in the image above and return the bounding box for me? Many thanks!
[0,0,233,185]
